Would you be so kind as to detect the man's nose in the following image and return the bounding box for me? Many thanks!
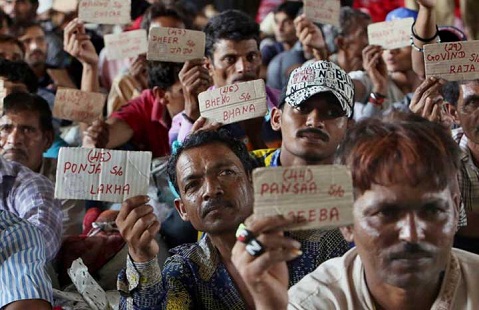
[399,212,425,244]
[202,176,224,200]
[235,57,251,74]
[306,108,325,128]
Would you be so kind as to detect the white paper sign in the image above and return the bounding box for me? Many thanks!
[147,27,205,62]
[304,0,340,27]
[253,165,354,230]
[368,18,413,50]
[55,148,152,203]
[52,0,78,12]
[53,88,106,123]
[104,29,148,60]
[198,79,267,124]
[78,0,131,25]
[424,40,479,81]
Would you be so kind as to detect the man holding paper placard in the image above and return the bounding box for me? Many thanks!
[233,111,479,309]
[351,8,422,119]
[172,10,282,150]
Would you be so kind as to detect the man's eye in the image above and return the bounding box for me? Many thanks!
[184,181,198,193]
[219,169,235,176]
[247,53,259,62]
[224,56,236,64]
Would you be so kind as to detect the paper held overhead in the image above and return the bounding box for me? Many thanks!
[303,0,340,27]
[53,88,106,123]
[104,29,148,60]
[198,79,268,125]
[253,165,354,230]
[368,17,414,50]
[78,0,131,24]
[147,27,206,62]
[55,148,152,203]
[424,40,479,81]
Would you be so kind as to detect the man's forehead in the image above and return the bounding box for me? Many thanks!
[0,110,40,124]
[213,38,259,55]
[177,143,242,172]
[20,26,45,38]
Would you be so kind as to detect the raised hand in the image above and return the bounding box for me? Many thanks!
[82,119,109,148]
[116,196,161,263]
[63,18,99,67]
[179,59,212,121]
[362,45,388,96]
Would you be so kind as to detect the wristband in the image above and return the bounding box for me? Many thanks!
[369,92,386,108]
[411,21,439,42]
[181,112,196,124]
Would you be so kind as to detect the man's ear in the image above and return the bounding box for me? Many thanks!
[174,198,189,221]
[43,130,54,151]
[270,107,282,131]
[335,36,346,50]
[340,225,354,243]
[204,56,214,77]
[153,86,167,105]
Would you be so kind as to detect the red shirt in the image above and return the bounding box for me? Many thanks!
[353,0,404,22]
[111,89,170,158]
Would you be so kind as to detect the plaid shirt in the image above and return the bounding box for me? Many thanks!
[0,156,62,261]
[453,128,479,223]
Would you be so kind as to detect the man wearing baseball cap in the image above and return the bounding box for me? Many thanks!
[251,60,355,283]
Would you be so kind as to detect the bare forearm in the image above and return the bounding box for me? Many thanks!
[81,64,100,93]
[412,5,437,78]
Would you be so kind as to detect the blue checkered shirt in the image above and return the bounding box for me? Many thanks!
[0,156,62,260]
[0,209,53,307]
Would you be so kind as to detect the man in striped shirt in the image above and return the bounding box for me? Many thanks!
[0,209,52,309]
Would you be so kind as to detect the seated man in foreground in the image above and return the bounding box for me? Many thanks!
[232,111,479,309]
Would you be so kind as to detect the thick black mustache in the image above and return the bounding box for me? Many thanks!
[201,198,233,218]
[387,243,435,260]
[296,127,330,142]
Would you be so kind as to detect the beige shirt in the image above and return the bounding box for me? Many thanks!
[289,247,479,309]
[107,73,143,116]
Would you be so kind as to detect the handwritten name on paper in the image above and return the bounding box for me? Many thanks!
[424,40,479,81]
[104,29,148,60]
[368,17,414,50]
[303,0,340,27]
[78,0,131,24]
[253,165,354,230]
[198,79,267,124]
[55,148,152,203]
[52,0,78,12]
[53,88,106,123]
[147,27,205,62]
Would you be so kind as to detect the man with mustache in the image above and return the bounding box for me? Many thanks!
[11,21,75,92]
[232,111,479,309]
[171,9,282,150]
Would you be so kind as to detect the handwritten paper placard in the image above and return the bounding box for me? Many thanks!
[253,165,354,230]
[53,88,106,123]
[303,0,340,27]
[52,0,78,12]
[105,30,148,60]
[147,27,205,62]
[55,148,152,203]
[198,79,267,124]
[424,40,479,81]
[78,0,131,25]
[368,17,414,50]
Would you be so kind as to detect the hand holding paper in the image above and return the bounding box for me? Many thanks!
[180,59,212,121]
[362,45,388,96]
[64,18,99,67]
[409,76,446,124]
[116,195,160,263]
[82,120,110,148]
[295,14,327,58]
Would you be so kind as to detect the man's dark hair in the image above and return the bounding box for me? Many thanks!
[0,9,12,31]
[167,129,256,194]
[204,10,260,59]
[0,58,38,92]
[273,1,303,20]
[9,21,44,38]
[147,61,183,90]
[338,7,371,37]
[0,34,25,56]
[140,2,191,34]
[441,81,460,107]
[3,92,53,133]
